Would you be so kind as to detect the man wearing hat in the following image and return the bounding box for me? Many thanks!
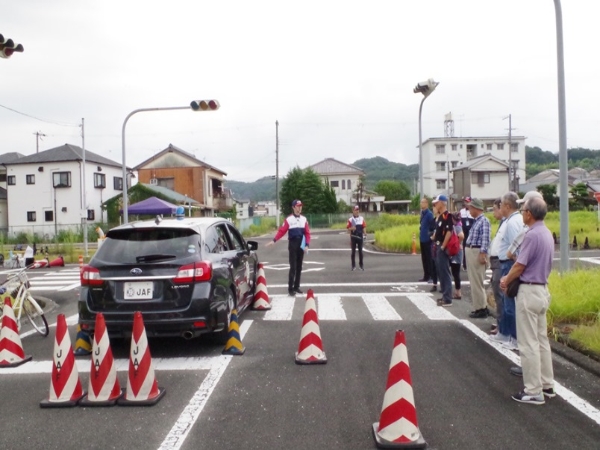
[266,199,311,296]
[431,194,454,306]
[347,205,367,271]
[464,197,491,318]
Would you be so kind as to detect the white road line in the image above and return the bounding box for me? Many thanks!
[58,283,81,291]
[158,320,253,450]
[263,295,296,321]
[268,281,477,288]
[404,293,457,321]
[316,295,346,321]
[459,319,600,426]
[362,294,402,321]
[29,280,79,285]
[19,313,79,339]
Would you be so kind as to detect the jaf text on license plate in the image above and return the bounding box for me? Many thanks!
[124,281,153,300]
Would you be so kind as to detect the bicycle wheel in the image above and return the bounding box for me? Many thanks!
[23,295,49,337]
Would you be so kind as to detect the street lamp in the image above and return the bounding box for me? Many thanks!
[121,100,220,224]
[413,78,439,199]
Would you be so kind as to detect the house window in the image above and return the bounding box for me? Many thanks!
[113,177,123,191]
[45,210,54,222]
[471,172,491,185]
[451,161,458,168]
[342,180,346,190]
[486,143,493,150]
[347,180,351,190]
[87,209,95,221]
[497,143,505,150]
[157,177,175,190]
[0,174,6,182]
[435,144,446,154]
[330,180,339,188]
[27,211,36,222]
[436,179,446,189]
[481,144,484,148]
[435,162,446,172]
[7,175,15,185]
[451,144,458,151]
[94,173,106,189]
[53,171,71,188]
[511,143,519,152]
[26,174,35,185]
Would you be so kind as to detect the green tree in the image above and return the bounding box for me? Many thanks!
[537,184,558,210]
[279,167,338,215]
[570,182,592,211]
[374,180,411,200]
[279,167,304,216]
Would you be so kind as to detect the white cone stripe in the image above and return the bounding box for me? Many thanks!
[89,365,118,400]
[316,295,346,320]
[256,285,268,294]
[299,321,322,339]
[0,349,23,360]
[377,417,420,442]
[127,362,157,400]
[297,344,326,359]
[50,365,81,401]
[381,379,416,410]
[1,327,21,343]
[363,295,402,320]
[389,343,409,367]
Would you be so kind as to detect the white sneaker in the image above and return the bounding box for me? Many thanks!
[502,337,519,350]
[489,333,509,343]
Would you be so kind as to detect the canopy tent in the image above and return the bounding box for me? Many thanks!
[121,196,178,215]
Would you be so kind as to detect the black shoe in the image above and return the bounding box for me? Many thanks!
[510,366,523,377]
[469,308,489,318]
[511,390,545,405]
[295,288,303,294]
[430,285,437,292]
[542,388,556,398]
[288,290,296,297]
[418,278,428,282]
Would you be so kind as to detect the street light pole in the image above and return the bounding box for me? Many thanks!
[121,100,220,224]
[413,79,439,199]
[554,0,569,273]
[275,120,279,228]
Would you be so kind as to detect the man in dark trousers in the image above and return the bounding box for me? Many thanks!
[460,196,474,270]
[418,197,435,282]
[347,205,367,270]
[266,199,311,296]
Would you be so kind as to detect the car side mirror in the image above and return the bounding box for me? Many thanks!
[247,240,258,251]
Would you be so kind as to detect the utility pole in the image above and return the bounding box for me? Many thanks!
[504,114,516,192]
[81,118,88,257]
[275,120,280,228]
[33,131,46,153]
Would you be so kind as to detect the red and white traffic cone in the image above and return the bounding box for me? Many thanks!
[372,330,426,448]
[251,263,272,310]
[0,297,32,368]
[80,313,122,406]
[118,311,165,406]
[295,289,327,365]
[40,314,85,407]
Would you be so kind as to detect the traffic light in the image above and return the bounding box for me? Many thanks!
[190,100,220,111]
[413,79,439,97]
[0,34,24,59]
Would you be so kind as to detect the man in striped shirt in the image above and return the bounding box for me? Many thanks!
[464,198,491,318]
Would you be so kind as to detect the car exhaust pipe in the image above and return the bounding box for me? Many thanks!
[182,331,194,340]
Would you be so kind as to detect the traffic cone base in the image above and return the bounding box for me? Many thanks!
[0,297,33,368]
[40,314,85,408]
[80,388,125,407]
[295,289,327,365]
[252,263,272,310]
[118,311,165,406]
[73,324,93,356]
[222,309,245,355]
[372,423,426,449]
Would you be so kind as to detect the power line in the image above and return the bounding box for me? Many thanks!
[0,103,78,127]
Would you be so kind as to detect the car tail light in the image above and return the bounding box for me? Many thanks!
[174,261,212,284]
[81,265,103,286]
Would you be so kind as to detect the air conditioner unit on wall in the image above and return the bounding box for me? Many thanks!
[150,178,158,185]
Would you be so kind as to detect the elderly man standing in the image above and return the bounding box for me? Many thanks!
[418,198,435,282]
[464,198,491,318]
[500,197,555,405]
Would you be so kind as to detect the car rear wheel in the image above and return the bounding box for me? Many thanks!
[213,289,235,345]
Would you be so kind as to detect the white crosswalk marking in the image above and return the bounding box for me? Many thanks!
[362,294,402,320]
[263,295,296,321]
[24,269,81,292]
[316,295,346,320]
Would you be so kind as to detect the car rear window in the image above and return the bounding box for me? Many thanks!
[94,228,200,264]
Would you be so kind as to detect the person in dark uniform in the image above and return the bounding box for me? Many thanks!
[266,199,311,296]
[418,198,435,282]
[347,205,367,270]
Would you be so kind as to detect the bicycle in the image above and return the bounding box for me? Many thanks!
[0,267,49,337]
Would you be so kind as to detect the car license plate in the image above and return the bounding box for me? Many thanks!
[124,281,153,300]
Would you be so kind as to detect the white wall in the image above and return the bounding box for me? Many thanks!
[324,174,361,204]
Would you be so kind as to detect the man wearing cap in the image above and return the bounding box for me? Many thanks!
[460,197,474,270]
[266,199,311,296]
[431,194,453,306]
[500,196,555,405]
[419,198,435,282]
[347,205,367,271]
[465,198,491,318]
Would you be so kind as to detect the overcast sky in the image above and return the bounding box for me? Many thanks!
[2,1,598,182]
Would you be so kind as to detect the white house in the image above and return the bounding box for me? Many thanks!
[234,199,251,220]
[2,143,126,238]
[308,158,364,205]
[451,154,511,209]
[421,135,526,198]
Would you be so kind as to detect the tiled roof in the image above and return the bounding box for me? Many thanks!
[3,144,122,168]
[308,158,364,175]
